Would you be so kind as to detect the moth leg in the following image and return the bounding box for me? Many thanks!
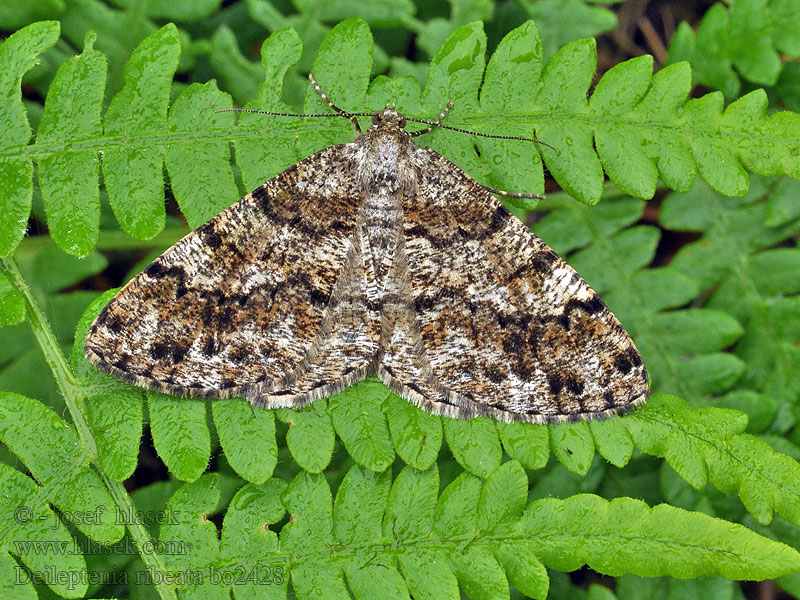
[409,102,454,137]
[482,185,545,200]
[308,73,362,133]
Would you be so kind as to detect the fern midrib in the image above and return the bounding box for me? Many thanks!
[461,113,786,145]
[0,259,90,440]
[0,111,789,161]
[200,528,751,575]
[0,127,340,160]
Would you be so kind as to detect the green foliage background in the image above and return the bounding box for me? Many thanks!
[1,1,800,599]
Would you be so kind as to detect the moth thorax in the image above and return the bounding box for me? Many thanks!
[358,131,414,195]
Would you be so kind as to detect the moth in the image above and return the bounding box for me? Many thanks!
[84,74,648,424]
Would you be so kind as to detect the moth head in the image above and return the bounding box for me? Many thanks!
[372,108,407,129]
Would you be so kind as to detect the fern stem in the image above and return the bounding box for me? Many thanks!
[0,256,179,600]
[103,474,178,600]
[0,257,95,454]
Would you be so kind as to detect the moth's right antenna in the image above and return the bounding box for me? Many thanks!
[406,113,556,151]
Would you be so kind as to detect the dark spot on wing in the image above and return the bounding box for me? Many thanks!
[564,296,607,322]
[202,336,220,357]
[145,261,166,278]
[149,339,188,365]
[309,286,329,307]
[488,204,512,234]
[406,224,448,249]
[251,186,271,211]
[149,341,170,361]
[171,343,188,364]
[229,344,250,364]
[158,265,189,299]
[508,344,535,380]
[486,365,505,384]
[531,250,558,273]
[330,218,350,232]
[97,310,124,334]
[509,263,531,282]
[199,304,217,328]
[204,230,222,249]
[547,372,565,396]
[615,352,633,374]
[270,389,294,396]
[216,305,238,331]
[565,376,585,395]
[365,299,383,313]
[583,295,606,314]
[414,294,436,313]
[628,347,643,368]
[406,381,426,396]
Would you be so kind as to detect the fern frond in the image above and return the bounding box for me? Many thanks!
[151,462,800,600]
[3,12,800,599]
[518,0,617,59]
[626,394,800,526]
[1,462,89,599]
[0,392,123,542]
[661,178,800,413]
[71,290,142,481]
[0,392,126,598]
[667,0,800,98]
[534,192,744,403]
[2,18,800,258]
[0,21,59,257]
